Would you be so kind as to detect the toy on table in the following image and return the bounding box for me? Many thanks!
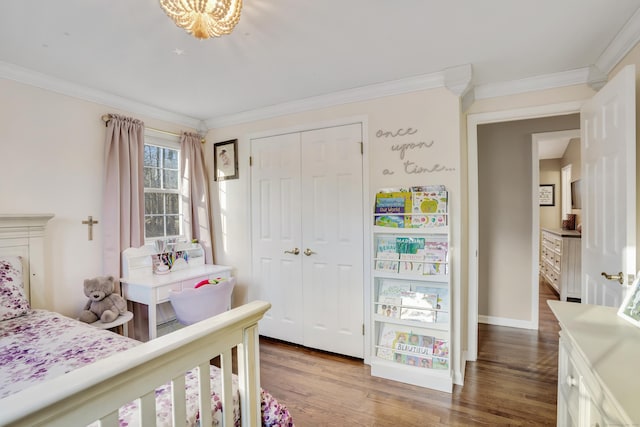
[194,277,226,288]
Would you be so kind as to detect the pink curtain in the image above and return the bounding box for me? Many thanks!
[102,114,145,283]
[180,132,214,263]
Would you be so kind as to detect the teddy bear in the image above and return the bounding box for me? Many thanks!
[78,275,127,323]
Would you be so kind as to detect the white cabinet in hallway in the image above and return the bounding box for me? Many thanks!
[540,228,581,302]
[250,122,364,358]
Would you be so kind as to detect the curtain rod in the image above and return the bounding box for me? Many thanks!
[101,115,205,144]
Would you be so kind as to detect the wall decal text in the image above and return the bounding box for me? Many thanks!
[376,127,454,175]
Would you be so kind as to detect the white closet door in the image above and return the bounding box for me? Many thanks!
[300,123,364,358]
[250,132,304,343]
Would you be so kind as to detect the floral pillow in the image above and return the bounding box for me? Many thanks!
[0,256,30,320]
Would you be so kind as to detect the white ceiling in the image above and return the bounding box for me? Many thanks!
[2,1,640,129]
[536,130,581,160]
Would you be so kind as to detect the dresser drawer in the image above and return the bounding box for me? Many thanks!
[156,283,182,302]
[558,336,580,423]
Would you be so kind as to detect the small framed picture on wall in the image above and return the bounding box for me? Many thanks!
[214,139,238,181]
[539,184,555,206]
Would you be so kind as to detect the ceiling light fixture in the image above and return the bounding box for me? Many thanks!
[159,0,242,40]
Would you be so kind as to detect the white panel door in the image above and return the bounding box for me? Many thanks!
[250,123,364,358]
[581,64,636,306]
[250,132,304,343]
[300,124,364,358]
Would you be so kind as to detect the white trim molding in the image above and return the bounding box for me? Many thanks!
[0,61,202,129]
[595,7,640,74]
[478,315,537,330]
[207,71,446,128]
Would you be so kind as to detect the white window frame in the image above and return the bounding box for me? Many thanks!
[143,133,183,243]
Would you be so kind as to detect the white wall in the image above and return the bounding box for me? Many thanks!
[0,78,194,317]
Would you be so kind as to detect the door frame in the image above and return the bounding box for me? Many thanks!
[246,115,372,360]
[466,101,583,361]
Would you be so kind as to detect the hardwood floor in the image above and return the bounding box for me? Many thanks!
[259,281,561,426]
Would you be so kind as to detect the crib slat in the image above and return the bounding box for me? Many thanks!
[237,323,261,427]
[98,410,118,427]
[138,391,156,427]
[220,348,233,427]
[198,362,213,427]
[171,374,187,426]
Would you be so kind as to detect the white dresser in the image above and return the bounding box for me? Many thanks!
[541,228,581,301]
[548,300,640,426]
[121,243,232,340]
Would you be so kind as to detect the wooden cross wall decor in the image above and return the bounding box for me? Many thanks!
[82,216,99,241]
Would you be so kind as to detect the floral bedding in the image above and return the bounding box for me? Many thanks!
[0,309,294,426]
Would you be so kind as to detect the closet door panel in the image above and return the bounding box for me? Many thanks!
[250,133,303,344]
[300,123,364,358]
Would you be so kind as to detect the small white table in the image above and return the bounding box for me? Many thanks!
[121,264,232,340]
[90,311,134,336]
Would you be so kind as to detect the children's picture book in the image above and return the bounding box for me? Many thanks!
[432,357,449,370]
[393,332,434,357]
[396,237,425,254]
[418,357,433,369]
[377,302,400,318]
[422,241,448,275]
[378,280,411,298]
[375,235,399,260]
[411,190,448,228]
[376,324,397,360]
[433,339,449,357]
[399,290,439,323]
[399,261,424,276]
[397,237,427,272]
[375,260,399,273]
[374,191,412,228]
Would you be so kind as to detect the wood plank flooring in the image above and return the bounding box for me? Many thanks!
[259,280,561,426]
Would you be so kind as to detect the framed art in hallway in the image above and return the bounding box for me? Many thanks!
[618,273,640,328]
[214,139,238,181]
[539,184,555,206]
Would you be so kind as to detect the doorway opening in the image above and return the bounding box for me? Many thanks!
[466,101,583,361]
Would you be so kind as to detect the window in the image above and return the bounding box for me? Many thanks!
[143,140,182,240]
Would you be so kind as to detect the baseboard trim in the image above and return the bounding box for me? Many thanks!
[478,314,537,330]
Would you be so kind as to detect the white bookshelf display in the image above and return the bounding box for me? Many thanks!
[370,187,452,393]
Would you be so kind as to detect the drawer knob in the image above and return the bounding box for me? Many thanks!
[566,375,577,387]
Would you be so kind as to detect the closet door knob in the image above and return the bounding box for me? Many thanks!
[304,248,316,256]
[601,271,624,285]
[284,248,300,255]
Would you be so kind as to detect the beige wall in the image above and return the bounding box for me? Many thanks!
[476,114,580,321]
[0,78,195,317]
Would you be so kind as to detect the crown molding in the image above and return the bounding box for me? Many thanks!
[443,64,474,112]
[596,7,640,74]
[0,61,202,129]
[473,67,593,100]
[206,71,446,129]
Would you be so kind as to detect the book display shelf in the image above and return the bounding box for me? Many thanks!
[371,186,452,393]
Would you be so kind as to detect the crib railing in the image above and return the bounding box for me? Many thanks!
[0,300,271,427]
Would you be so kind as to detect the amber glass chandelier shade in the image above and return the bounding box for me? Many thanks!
[159,0,242,39]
